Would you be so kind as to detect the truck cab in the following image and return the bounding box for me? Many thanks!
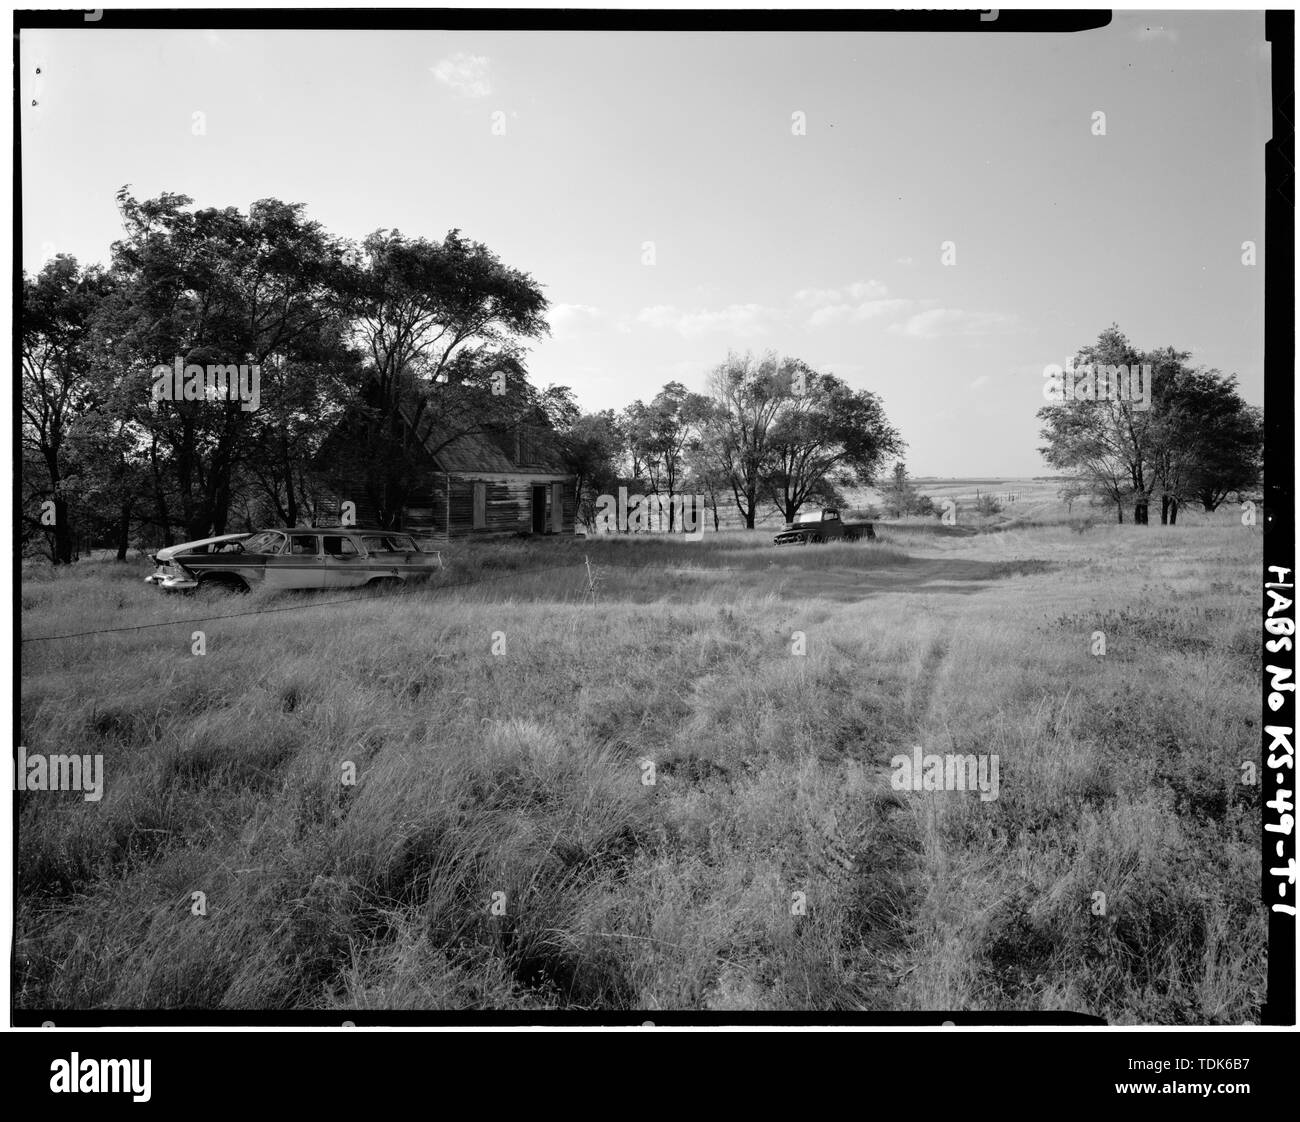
[788,508,841,528]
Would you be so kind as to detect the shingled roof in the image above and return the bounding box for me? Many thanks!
[401,403,570,475]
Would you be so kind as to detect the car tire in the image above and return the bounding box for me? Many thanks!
[198,574,250,595]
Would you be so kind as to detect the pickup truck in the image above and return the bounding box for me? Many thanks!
[773,508,875,545]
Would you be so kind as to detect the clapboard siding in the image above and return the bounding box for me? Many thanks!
[439,475,576,539]
[314,474,575,540]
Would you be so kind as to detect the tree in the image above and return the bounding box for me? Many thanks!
[700,352,798,529]
[1153,367,1262,517]
[683,440,727,531]
[1038,326,1157,524]
[98,190,358,540]
[561,411,623,530]
[1039,326,1263,525]
[881,462,907,518]
[351,228,548,404]
[21,256,108,563]
[762,368,903,524]
[880,462,939,518]
[339,229,551,525]
[622,383,711,528]
[881,462,927,518]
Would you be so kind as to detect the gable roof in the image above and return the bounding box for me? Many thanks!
[401,402,570,476]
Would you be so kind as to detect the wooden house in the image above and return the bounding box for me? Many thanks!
[315,400,577,541]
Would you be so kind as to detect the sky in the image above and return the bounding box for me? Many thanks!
[20,11,1270,477]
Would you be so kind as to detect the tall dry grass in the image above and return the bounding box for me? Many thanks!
[17,511,1264,1018]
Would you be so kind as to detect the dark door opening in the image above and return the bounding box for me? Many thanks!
[531,485,547,533]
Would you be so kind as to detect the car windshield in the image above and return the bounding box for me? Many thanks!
[241,531,287,555]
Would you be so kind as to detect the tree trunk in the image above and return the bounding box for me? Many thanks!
[282,426,299,527]
[115,499,132,561]
[1116,501,1124,524]
[1160,494,1170,525]
[150,437,174,545]
[1169,498,1178,525]
[52,496,74,565]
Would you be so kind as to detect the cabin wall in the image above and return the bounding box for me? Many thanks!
[440,474,576,539]
[314,483,445,534]
[313,473,576,541]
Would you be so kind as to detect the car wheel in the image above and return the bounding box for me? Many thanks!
[198,574,249,595]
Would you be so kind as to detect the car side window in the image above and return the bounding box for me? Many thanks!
[244,532,287,555]
[289,534,320,556]
[362,536,397,553]
[322,536,358,557]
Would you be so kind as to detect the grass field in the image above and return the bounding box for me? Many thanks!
[17,501,1265,1019]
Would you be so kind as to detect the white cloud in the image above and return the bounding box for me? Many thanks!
[845,280,889,301]
[853,298,921,321]
[895,256,914,266]
[431,53,492,98]
[799,282,911,328]
[889,308,1019,339]
[806,295,920,329]
[636,303,777,337]
[794,287,845,308]
[794,280,888,308]
[549,303,603,335]
[627,284,1011,342]
[807,303,853,327]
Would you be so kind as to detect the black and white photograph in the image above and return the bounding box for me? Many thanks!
[8,2,1296,1073]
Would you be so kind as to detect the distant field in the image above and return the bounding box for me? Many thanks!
[578,477,1078,533]
[17,498,1264,1019]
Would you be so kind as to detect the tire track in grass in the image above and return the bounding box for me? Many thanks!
[833,627,953,1007]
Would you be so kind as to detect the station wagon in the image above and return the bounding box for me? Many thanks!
[149,528,442,593]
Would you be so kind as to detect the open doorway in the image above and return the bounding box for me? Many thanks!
[531,485,547,533]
